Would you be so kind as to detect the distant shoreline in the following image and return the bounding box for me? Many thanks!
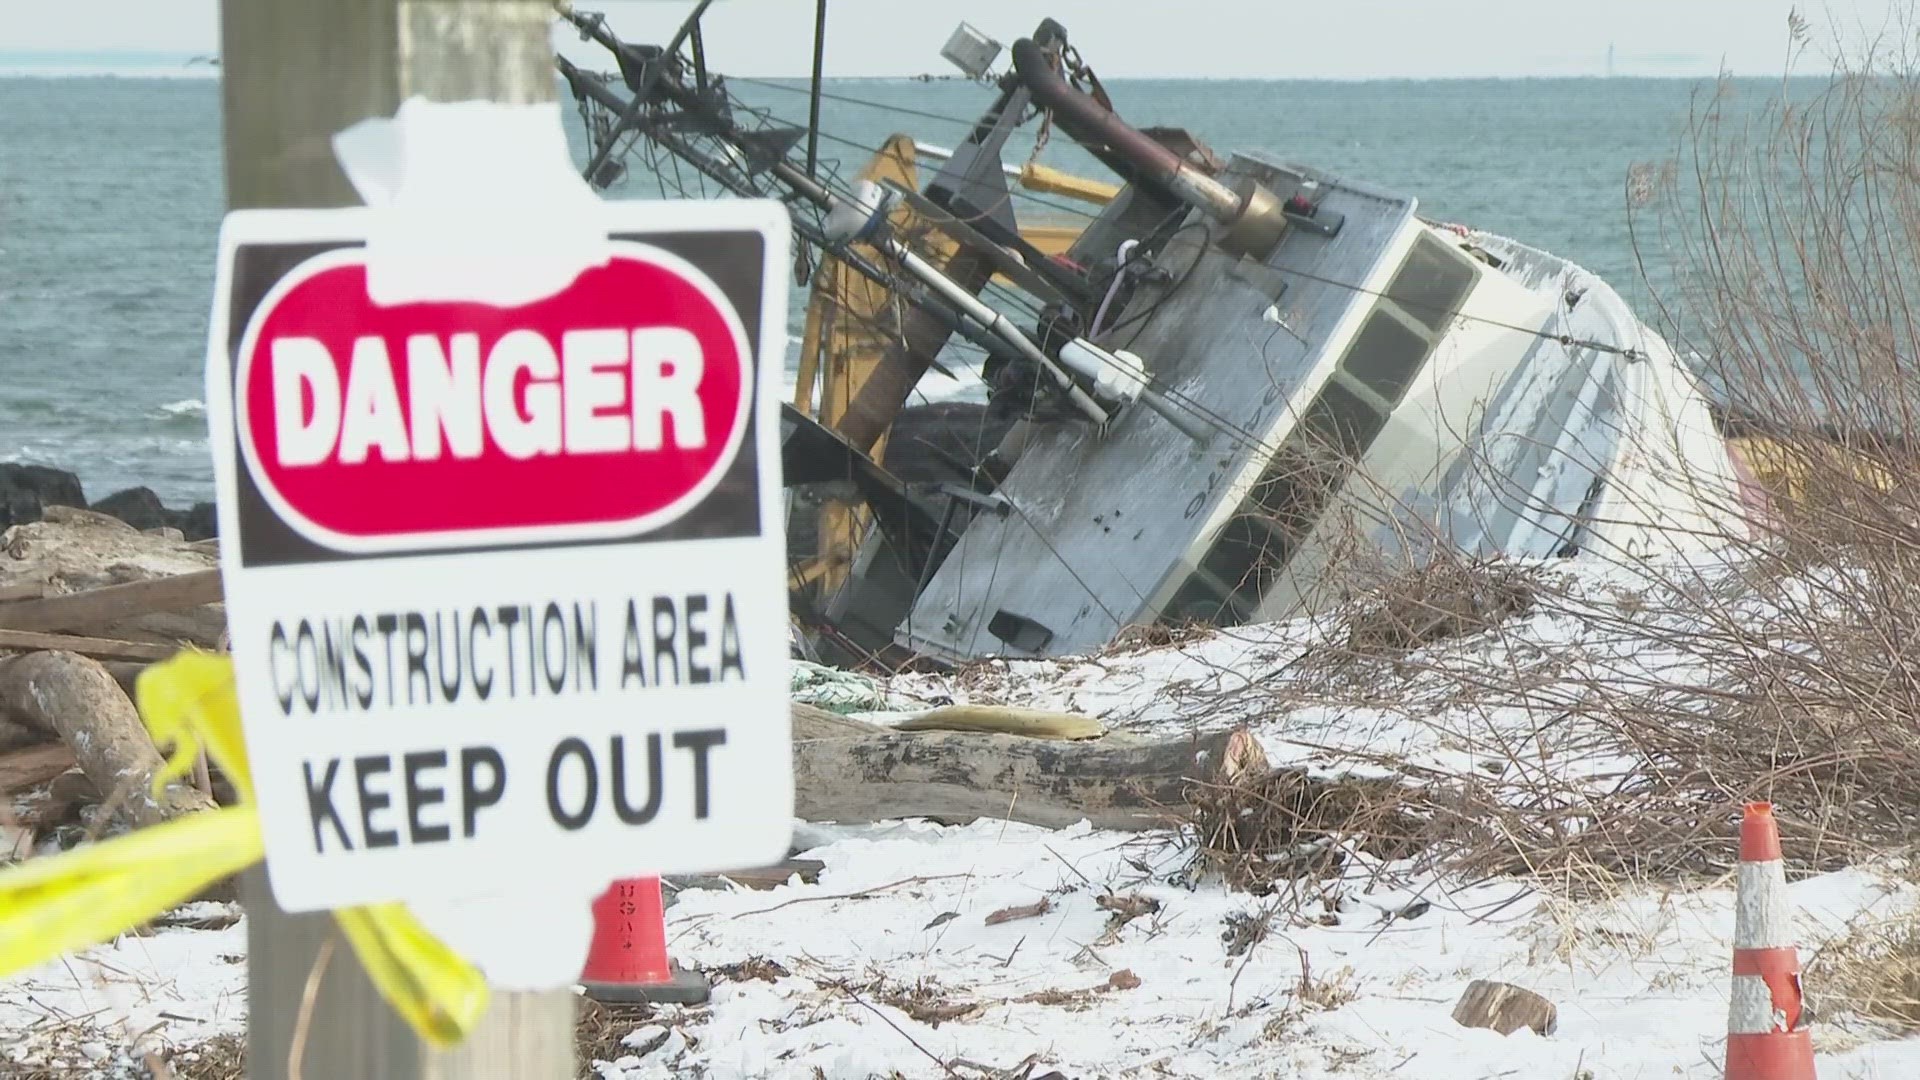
[0,70,218,80]
[0,52,1858,85]
[0,55,217,79]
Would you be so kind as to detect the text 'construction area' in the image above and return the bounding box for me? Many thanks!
[264,591,747,716]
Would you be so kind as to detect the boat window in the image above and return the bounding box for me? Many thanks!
[1301,378,1388,458]
[1162,574,1235,626]
[1162,376,1391,626]
[1340,311,1428,406]
[1198,513,1283,604]
[1385,233,1478,333]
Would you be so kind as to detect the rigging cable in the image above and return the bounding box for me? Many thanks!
[779,122,1102,223]
[724,73,1014,134]
[1262,260,1649,362]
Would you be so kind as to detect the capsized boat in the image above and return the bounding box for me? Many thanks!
[554,7,1756,668]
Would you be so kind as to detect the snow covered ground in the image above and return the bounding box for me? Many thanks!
[6,832,1919,1079]
[610,823,1920,1079]
[0,903,245,1077]
[8,554,1920,1077]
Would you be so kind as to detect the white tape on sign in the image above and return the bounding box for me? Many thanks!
[331,96,612,308]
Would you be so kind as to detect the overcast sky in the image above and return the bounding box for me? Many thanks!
[1,0,1909,78]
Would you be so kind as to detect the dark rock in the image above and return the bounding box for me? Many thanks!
[0,467,219,542]
[3,471,219,541]
[91,487,171,532]
[0,464,87,531]
[170,502,218,541]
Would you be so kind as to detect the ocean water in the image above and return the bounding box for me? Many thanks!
[0,72,1756,505]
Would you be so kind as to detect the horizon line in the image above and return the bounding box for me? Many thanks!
[0,59,1850,84]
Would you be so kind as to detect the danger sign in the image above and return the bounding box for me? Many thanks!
[238,243,753,550]
[203,200,794,913]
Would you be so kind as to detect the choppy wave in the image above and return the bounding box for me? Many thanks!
[2,434,213,505]
[0,397,60,418]
[0,441,65,466]
[155,398,207,419]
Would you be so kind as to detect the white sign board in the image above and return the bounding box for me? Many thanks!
[204,198,794,913]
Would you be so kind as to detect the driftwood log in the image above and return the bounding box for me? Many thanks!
[0,741,76,795]
[0,627,179,663]
[0,508,225,649]
[0,568,222,634]
[791,702,1267,831]
[1,667,1257,835]
[0,650,213,828]
[0,512,231,832]
[0,714,43,754]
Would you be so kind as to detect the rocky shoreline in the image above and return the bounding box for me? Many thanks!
[0,464,214,541]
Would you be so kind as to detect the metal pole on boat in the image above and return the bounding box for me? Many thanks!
[821,180,1219,441]
[879,240,1110,425]
[219,0,574,1076]
[821,185,1106,426]
[881,236,1209,443]
[1055,338,1215,444]
[805,0,827,178]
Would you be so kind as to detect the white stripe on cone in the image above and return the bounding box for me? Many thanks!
[1729,973,1791,1035]
[1734,859,1796,950]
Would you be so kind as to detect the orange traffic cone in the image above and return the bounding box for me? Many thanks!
[1723,802,1817,1080]
[580,876,710,1004]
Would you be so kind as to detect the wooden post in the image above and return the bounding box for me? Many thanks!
[218,1,576,1075]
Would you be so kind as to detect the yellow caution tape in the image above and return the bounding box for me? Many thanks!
[138,649,258,803]
[0,649,489,1047]
[335,903,490,1045]
[0,806,264,974]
